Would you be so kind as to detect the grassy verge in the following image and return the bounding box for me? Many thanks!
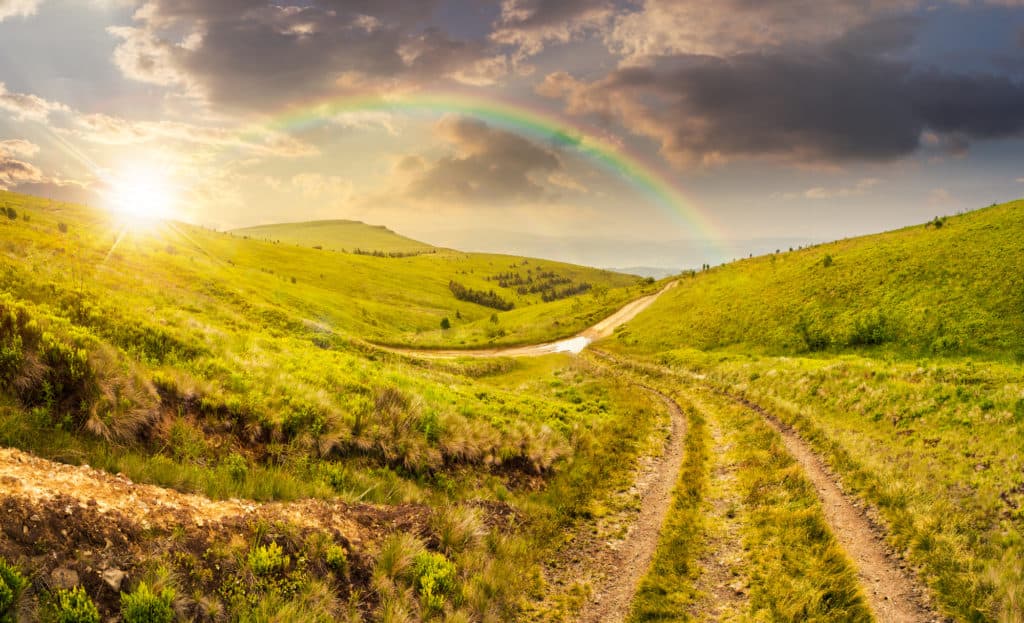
[653,349,1024,621]
[626,391,709,622]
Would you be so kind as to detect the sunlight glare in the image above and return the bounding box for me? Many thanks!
[103,164,178,225]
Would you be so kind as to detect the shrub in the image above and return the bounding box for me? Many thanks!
[50,586,101,623]
[4,207,16,220]
[440,317,451,330]
[249,542,289,576]
[412,551,458,613]
[795,316,830,352]
[0,557,27,623]
[57,222,68,233]
[847,311,892,346]
[325,545,348,574]
[120,582,174,623]
[223,452,248,483]
[822,254,834,267]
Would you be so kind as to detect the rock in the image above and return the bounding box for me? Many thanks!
[51,567,79,590]
[101,568,126,592]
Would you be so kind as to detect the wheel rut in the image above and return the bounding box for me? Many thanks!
[573,386,688,622]
[736,398,944,623]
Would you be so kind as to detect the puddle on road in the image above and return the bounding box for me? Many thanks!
[548,336,592,354]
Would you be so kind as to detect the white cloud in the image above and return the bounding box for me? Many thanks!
[0,82,69,121]
[0,139,40,158]
[0,0,41,21]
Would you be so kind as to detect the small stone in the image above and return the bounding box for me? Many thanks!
[51,567,79,590]
[101,568,126,592]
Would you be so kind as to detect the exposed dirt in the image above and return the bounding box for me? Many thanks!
[570,388,688,623]
[736,400,946,623]
[0,446,433,618]
[380,281,677,359]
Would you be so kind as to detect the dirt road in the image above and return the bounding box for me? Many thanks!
[381,280,677,358]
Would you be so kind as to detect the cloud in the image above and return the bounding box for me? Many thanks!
[491,0,614,57]
[109,0,498,110]
[67,112,317,157]
[606,0,919,62]
[0,82,69,121]
[777,178,882,200]
[0,157,42,190]
[0,0,41,21]
[0,139,40,158]
[402,116,565,205]
[538,40,1024,167]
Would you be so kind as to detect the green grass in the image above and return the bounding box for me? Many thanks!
[614,200,1024,361]
[605,201,1024,621]
[0,189,668,621]
[231,219,435,254]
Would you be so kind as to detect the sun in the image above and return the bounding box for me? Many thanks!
[103,164,178,223]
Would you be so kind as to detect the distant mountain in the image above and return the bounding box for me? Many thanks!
[607,266,682,279]
[231,219,434,254]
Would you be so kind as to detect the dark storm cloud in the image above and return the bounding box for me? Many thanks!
[540,16,1024,166]
[404,116,563,203]
[112,0,499,109]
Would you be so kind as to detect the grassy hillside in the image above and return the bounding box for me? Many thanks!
[0,190,662,620]
[232,219,435,254]
[614,200,1024,361]
[605,200,1024,621]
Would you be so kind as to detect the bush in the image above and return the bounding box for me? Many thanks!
[249,542,289,576]
[50,586,101,623]
[57,222,68,233]
[795,316,830,352]
[120,582,174,623]
[822,254,834,267]
[0,557,27,623]
[440,317,451,330]
[325,545,348,574]
[3,207,16,220]
[412,551,457,613]
[847,312,892,346]
[223,453,248,483]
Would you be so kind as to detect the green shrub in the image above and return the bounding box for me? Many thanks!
[50,586,101,623]
[120,582,174,623]
[0,557,27,623]
[325,545,348,574]
[249,542,289,576]
[847,311,893,346]
[4,207,16,220]
[57,222,68,233]
[223,452,248,483]
[440,317,451,330]
[412,551,457,612]
[822,254,834,267]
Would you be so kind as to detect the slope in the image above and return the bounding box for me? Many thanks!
[614,200,1024,361]
[605,200,1024,622]
[232,219,435,254]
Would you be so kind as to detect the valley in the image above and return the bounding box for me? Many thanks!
[0,191,1021,621]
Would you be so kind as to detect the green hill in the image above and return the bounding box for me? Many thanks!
[0,190,664,620]
[231,219,435,254]
[613,200,1024,361]
[606,199,1024,622]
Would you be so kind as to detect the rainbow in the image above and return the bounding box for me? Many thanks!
[241,91,729,248]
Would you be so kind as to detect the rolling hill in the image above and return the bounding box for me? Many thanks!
[604,200,1024,621]
[231,219,435,254]
[612,200,1024,361]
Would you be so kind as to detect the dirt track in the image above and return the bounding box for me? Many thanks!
[381,280,677,358]
[575,388,688,623]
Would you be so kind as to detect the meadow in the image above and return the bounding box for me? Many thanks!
[604,200,1024,622]
[1,188,1022,622]
[0,190,661,621]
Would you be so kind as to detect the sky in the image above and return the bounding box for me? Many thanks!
[0,0,1023,270]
